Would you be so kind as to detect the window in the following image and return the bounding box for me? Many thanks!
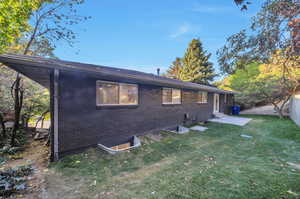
[96,81,138,106]
[224,94,227,104]
[198,91,208,103]
[162,88,181,104]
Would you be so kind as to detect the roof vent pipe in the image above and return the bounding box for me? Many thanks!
[157,68,160,76]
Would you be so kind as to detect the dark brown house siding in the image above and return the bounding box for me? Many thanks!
[57,70,222,156]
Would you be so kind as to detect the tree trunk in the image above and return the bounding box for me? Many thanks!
[277,95,291,119]
[21,114,26,128]
[0,113,6,138]
[277,108,284,119]
[25,118,30,130]
[35,110,49,129]
[10,75,23,146]
[272,102,284,119]
[41,117,45,129]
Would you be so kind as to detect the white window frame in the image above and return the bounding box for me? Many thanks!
[96,80,138,106]
[162,88,182,105]
[197,91,208,104]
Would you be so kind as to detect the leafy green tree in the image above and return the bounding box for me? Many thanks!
[0,0,41,53]
[181,39,216,85]
[217,52,300,118]
[1,0,89,146]
[216,62,264,108]
[218,0,300,119]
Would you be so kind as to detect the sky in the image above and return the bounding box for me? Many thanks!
[54,0,261,76]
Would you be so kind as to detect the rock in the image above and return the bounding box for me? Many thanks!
[287,162,300,170]
[240,134,253,138]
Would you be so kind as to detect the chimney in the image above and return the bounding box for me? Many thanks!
[157,68,160,76]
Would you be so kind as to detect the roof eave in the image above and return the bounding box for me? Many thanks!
[0,54,236,94]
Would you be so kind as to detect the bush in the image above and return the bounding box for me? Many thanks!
[0,165,33,197]
[0,146,22,155]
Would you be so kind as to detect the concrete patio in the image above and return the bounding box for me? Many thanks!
[208,114,252,126]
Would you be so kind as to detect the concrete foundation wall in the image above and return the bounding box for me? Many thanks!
[289,95,300,126]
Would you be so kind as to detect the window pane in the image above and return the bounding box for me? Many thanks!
[203,92,208,103]
[120,84,138,105]
[198,92,203,103]
[97,82,118,105]
[163,88,172,104]
[172,89,181,104]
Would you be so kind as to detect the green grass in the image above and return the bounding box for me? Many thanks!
[51,115,300,199]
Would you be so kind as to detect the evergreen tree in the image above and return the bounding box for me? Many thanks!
[166,57,183,79]
[181,39,216,84]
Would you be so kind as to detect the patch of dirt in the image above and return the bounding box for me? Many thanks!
[41,170,90,199]
[112,157,173,183]
[96,157,175,198]
[40,157,175,199]
[2,138,49,199]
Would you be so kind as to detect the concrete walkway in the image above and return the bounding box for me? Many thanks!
[208,115,252,126]
[240,104,288,116]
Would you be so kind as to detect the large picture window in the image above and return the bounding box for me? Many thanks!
[96,81,138,106]
[162,88,181,104]
[198,91,208,103]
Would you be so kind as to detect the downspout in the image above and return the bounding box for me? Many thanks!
[50,69,60,161]
[53,69,59,161]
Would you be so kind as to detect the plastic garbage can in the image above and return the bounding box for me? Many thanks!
[231,106,240,115]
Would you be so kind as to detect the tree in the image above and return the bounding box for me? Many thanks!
[0,63,17,139]
[216,62,264,108]
[253,51,300,118]
[165,57,184,80]
[217,52,300,118]
[1,0,89,146]
[218,0,300,74]
[181,39,216,85]
[23,0,90,55]
[0,0,41,53]
[217,0,300,118]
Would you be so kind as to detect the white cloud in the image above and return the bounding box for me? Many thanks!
[169,23,192,39]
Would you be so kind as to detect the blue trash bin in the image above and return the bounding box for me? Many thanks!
[231,106,240,115]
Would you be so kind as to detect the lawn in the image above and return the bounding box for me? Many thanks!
[50,115,300,199]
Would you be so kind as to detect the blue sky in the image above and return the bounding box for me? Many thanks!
[54,0,261,76]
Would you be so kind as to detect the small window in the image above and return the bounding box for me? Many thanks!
[162,88,181,104]
[96,81,138,106]
[198,91,208,103]
[224,94,227,104]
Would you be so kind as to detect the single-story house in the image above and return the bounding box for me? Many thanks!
[289,87,300,126]
[0,54,235,161]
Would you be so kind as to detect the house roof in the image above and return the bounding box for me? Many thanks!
[0,54,236,94]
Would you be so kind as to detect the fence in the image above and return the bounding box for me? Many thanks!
[289,94,300,126]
